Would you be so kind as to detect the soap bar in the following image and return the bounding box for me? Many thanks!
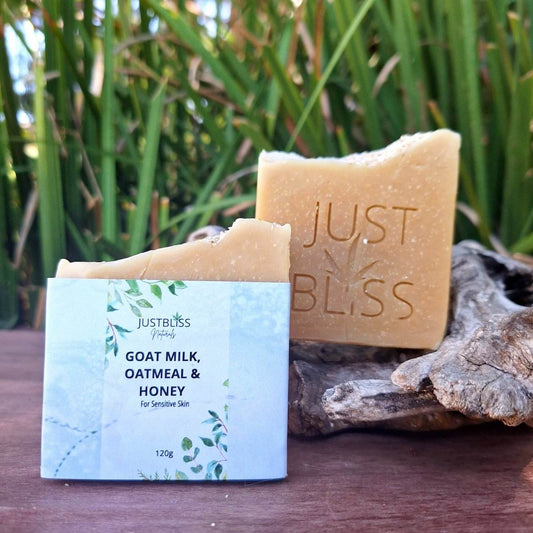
[56,218,290,282]
[256,130,460,349]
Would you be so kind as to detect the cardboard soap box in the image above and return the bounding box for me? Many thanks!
[41,279,290,481]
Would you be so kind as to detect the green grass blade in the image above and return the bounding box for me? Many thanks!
[101,0,118,244]
[42,0,61,111]
[35,58,66,278]
[486,0,514,92]
[501,73,533,246]
[461,2,491,228]
[129,81,167,255]
[173,140,240,244]
[163,193,256,242]
[485,44,509,144]
[508,11,532,73]
[233,118,274,152]
[142,0,248,110]
[510,231,533,254]
[0,251,17,328]
[263,21,293,140]
[447,0,490,236]
[286,0,376,152]
[420,0,450,119]
[140,4,160,75]
[64,215,93,261]
[41,1,99,118]
[332,0,384,148]
[391,0,424,131]
[0,88,14,257]
[0,87,18,328]
[262,44,321,153]
[0,23,31,205]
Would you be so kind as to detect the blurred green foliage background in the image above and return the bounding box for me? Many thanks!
[1,0,532,327]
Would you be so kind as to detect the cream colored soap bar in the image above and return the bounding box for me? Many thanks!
[256,130,460,349]
[56,218,290,282]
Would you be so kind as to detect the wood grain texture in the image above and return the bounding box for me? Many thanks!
[2,330,533,532]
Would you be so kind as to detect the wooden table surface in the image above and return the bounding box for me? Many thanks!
[1,330,533,532]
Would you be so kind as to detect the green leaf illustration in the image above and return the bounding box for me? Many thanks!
[136,298,153,308]
[130,304,141,317]
[150,284,162,300]
[168,281,186,295]
[107,305,118,312]
[126,280,141,295]
[114,325,132,337]
[175,404,228,480]
[222,379,229,387]
[175,471,188,480]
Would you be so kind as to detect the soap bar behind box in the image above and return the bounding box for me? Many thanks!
[41,278,290,481]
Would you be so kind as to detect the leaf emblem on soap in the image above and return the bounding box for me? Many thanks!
[324,233,378,284]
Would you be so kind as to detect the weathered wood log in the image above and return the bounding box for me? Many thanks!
[392,242,533,427]
[289,360,475,436]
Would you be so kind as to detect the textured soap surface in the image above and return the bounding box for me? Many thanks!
[56,218,291,282]
[256,129,461,349]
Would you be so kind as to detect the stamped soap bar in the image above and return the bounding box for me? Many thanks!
[41,279,290,481]
[55,218,290,282]
[256,130,460,349]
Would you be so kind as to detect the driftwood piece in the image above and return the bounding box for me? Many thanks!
[289,360,475,436]
[392,241,533,427]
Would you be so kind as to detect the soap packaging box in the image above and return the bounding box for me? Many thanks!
[41,278,290,481]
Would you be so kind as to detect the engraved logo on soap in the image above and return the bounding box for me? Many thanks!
[291,201,418,320]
